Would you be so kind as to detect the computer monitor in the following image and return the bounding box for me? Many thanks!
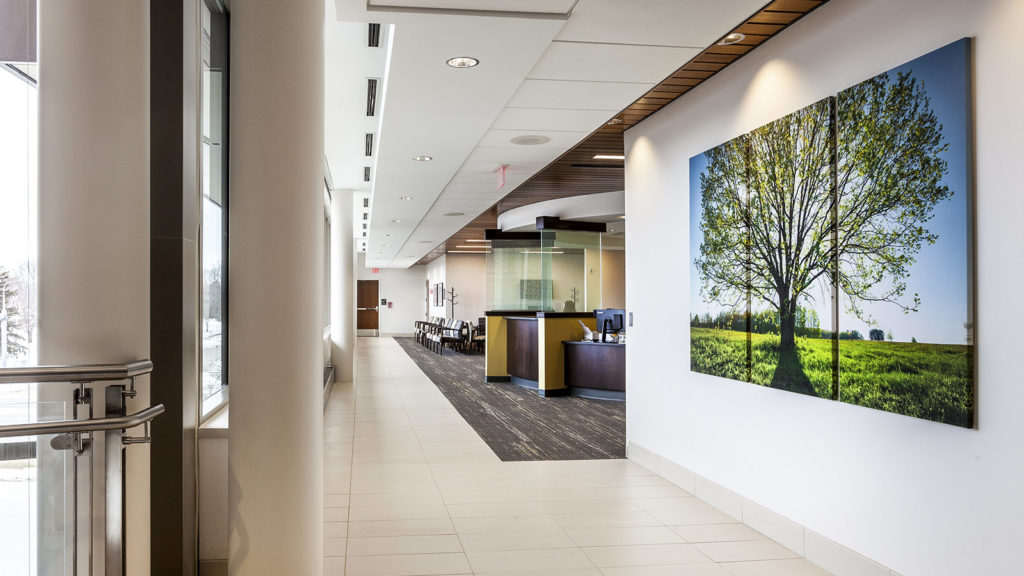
[595,308,625,341]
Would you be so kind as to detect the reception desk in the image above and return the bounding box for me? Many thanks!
[485,311,597,396]
[563,341,625,400]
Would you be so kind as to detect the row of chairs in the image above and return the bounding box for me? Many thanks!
[413,316,486,355]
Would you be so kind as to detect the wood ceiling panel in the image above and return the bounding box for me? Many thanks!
[417,0,830,265]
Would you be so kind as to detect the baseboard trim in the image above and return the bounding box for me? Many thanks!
[626,441,899,576]
[485,375,511,383]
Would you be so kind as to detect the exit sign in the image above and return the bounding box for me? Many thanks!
[495,164,507,190]
[371,268,379,273]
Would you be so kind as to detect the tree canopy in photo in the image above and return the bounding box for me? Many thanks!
[695,72,949,348]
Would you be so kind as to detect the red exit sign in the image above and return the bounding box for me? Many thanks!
[371,268,379,273]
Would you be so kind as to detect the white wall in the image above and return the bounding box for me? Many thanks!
[426,254,446,318]
[357,252,426,335]
[445,253,486,323]
[624,1,1024,575]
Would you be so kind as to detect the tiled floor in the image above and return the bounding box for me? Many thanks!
[323,337,833,576]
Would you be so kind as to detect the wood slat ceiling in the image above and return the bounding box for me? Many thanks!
[416,0,827,265]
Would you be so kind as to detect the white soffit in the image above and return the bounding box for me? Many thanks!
[367,0,576,14]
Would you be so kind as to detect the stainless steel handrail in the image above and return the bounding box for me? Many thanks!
[0,359,153,384]
[0,404,165,438]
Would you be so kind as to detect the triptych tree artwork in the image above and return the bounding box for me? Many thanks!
[688,39,974,427]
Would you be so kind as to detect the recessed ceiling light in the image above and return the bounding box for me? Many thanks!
[412,155,432,162]
[618,215,626,219]
[594,154,626,160]
[391,219,400,223]
[400,196,412,200]
[418,240,433,244]
[443,212,465,217]
[718,32,746,45]
[446,56,479,68]
[385,233,391,237]
[455,245,490,249]
[606,118,623,125]
[448,250,491,254]
[465,239,489,243]
[510,135,551,146]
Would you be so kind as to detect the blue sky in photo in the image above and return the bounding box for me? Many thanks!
[838,38,971,345]
[689,38,972,344]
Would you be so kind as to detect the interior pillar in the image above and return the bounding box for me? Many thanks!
[331,189,355,383]
[228,0,324,573]
[37,1,151,574]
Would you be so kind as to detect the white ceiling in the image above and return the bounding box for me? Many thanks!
[326,0,768,268]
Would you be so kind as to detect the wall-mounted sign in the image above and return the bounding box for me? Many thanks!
[370,267,379,274]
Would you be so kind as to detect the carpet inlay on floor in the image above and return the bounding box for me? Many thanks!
[394,337,625,461]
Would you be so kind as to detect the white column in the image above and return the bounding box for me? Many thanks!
[331,189,355,382]
[228,0,324,574]
[38,1,150,575]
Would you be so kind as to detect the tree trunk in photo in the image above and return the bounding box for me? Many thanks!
[778,294,796,348]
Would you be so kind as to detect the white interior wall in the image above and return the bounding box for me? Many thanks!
[601,248,625,310]
[426,254,446,318]
[357,252,425,335]
[444,253,486,323]
[624,1,1024,575]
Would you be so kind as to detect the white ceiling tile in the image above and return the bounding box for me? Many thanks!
[367,0,575,14]
[491,107,615,132]
[529,41,700,84]
[557,0,768,47]
[466,145,565,164]
[507,79,651,111]
[478,129,590,149]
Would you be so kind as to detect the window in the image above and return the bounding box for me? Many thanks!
[201,0,228,416]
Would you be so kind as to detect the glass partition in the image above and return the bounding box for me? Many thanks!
[486,230,604,313]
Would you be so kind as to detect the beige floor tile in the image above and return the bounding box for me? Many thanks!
[348,518,456,538]
[325,521,349,538]
[566,526,684,547]
[325,507,349,522]
[631,496,708,512]
[459,529,577,552]
[453,515,563,535]
[538,499,641,515]
[347,534,463,556]
[648,508,739,526]
[720,558,833,576]
[582,543,711,568]
[598,565,731,576]
[446,501,547,518]
[325,536,348,557]
[323,555,346,576]
[477,570,602,576]
[671,524,764,544]
[694,540,800,563]
[466,548,596,573]
[551,511,662,530]
[348,503,451,522]
[325,494,350,508]
[346,552,471,576]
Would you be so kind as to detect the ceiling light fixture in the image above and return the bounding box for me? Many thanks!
[446,56,479,68]
[606,118,623,125]
[594,154,626,160]
[391,219,400,223]
[618,215,626,219]
[418,240,433,244]
[448,250,491,254]
[510,135,551,146]
[455,245,490,249]
[412,155,432,162]
[465,239,489,243]
[443,212,465,217]
[718,32,746,45]
[400,196,412,200]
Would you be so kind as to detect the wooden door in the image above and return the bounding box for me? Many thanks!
[357,280,379,330]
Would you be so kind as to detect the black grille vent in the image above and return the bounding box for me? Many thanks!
[363,198,369,208]
[368,23,381,47]
[366,78,378,116]
[365,133,374,156]
[363,166,371,182]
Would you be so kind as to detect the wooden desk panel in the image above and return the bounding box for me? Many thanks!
[506,318,539,383]
[563,341,625,392]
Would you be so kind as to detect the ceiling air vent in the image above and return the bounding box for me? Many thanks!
[368,23,381,47]
[366,78,379,116]
[363,166,371,182]
[363,198,369,208]
[365,133,374,157]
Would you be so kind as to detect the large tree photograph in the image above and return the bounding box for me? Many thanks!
[689,39,974,427]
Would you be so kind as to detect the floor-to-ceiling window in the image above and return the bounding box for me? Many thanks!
[0,2,39,572]
[201,0,228,416]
